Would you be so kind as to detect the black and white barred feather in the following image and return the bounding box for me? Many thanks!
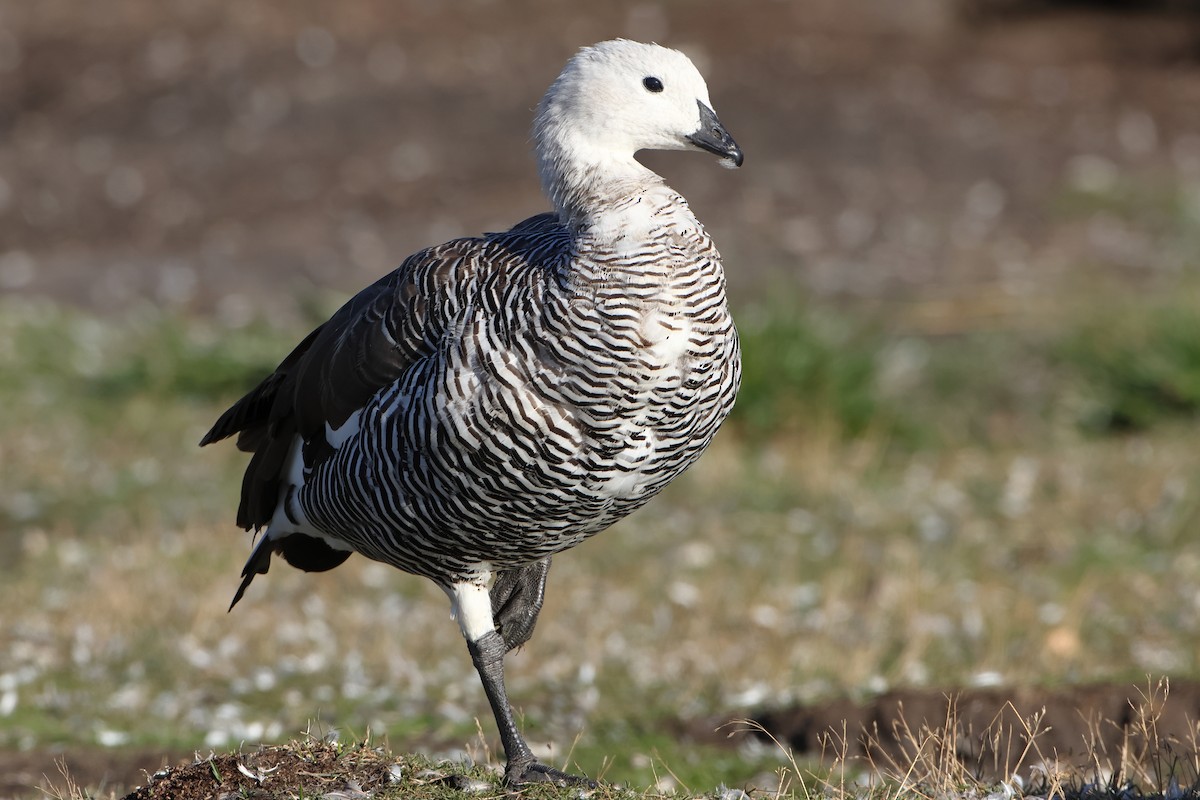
[202,39,741,608]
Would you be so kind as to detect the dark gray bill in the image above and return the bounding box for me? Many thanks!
[687,101,743,167]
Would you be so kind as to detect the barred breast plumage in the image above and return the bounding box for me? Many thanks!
[201,38,743,788]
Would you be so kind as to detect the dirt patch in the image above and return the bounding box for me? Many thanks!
[744,679,1200,779]
[118,741,403,800]
[5,0,1200,321]
[0,741,411,800]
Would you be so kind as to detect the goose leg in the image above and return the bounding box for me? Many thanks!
[490,557,551,653]
[450,581,594,788]
[467,630,595,787]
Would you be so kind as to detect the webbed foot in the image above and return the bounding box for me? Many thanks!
[505,759,597,788]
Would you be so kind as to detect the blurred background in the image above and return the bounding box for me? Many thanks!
[7,0,1200,319]
[3,0,1200,795]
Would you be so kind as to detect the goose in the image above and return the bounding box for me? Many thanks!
[201,38,743,787]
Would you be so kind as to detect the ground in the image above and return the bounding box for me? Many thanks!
[3,1,1200,798]
[10,680,1200,797]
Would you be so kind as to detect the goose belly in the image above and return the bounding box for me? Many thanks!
[289,316,737,579]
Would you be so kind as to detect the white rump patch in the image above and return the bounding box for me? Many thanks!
[325,409,362,449]
[266,432,349,553]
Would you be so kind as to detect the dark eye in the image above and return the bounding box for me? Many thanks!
[642,76,664,93]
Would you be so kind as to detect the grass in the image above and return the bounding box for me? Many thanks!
[3,291,1200,797]
[735,306,893,441]
[793,682,1199,800]
[1060,302,1200,433]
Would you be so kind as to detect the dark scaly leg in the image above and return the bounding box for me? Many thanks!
[489,557,551,653]
[467,630,595,787]
[450,578,594,788]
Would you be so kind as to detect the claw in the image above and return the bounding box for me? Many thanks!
[505,759,597,788]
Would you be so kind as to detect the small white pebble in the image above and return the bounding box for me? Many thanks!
[96,728,130,747]
[446,776,491,794]
[204,729,230,748]
[414,768,447,782]
[970,670,1005,688]
[716,786,751,800]
[667,580,700,608]
[749,604,780,629]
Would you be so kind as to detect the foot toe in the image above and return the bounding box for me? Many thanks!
[506,760,596,788]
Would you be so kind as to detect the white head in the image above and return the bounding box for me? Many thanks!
[534,40,742,218]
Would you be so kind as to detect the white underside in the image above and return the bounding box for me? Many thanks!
[590,308,690,498]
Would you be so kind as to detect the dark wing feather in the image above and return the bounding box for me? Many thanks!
[201,217,563,531]
[199,264,426,530]
[199,327,321,451]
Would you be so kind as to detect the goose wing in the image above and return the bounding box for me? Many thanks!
[202,237,478,531]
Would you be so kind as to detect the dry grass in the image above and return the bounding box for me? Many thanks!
[731,678,1200,800]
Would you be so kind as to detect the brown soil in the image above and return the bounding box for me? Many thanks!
[4,0,1200,322]
[117,741,402,800]
[745,679,1200,780]
[1,741,408,800]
